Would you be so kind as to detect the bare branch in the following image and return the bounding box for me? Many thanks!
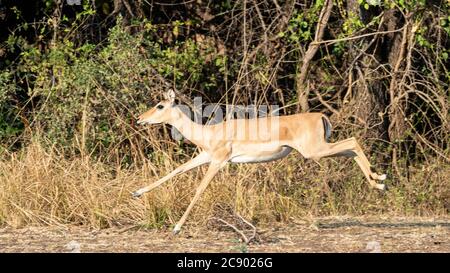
[296,0,333,112]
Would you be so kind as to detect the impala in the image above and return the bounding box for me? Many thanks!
[133,89,386,234]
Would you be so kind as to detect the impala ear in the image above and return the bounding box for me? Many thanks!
[164,89,176,103]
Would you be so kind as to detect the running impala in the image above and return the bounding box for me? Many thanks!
[133,89,386,234]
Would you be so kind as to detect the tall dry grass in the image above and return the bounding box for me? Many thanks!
[0,139,448,229]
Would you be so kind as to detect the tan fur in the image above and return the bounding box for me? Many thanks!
[134,90,386,233]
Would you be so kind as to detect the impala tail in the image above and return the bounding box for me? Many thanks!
[322,115,332,143]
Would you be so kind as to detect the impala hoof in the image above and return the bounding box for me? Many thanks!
[379,174,387,181]
[172,225,181,235]
[131,191,142,198]
[376,184,386,191]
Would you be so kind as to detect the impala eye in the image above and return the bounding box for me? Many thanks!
[156,104,164,110]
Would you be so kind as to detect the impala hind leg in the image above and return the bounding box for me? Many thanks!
[132,152,210,198]
[304,137,386,190]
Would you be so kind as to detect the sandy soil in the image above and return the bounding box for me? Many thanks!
[0,216,449,253]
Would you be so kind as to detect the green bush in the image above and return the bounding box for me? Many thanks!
[9,17,224,159]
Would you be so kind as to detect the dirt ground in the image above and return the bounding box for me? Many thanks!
[0,216,449,253]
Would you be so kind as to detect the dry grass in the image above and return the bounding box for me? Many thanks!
[0,141,448,229]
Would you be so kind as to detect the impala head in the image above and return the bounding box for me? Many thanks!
[137,89,178,125]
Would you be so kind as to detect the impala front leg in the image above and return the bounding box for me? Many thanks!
[132,152,210,198]
[173,160,228,234]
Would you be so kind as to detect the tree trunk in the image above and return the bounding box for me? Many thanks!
[346,0,390,144]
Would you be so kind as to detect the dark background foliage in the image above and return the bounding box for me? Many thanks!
[0,1,448,226]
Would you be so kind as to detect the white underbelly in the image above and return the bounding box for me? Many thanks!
[230,146,293,163]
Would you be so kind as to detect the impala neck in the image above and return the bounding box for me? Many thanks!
[169,107,209,148]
